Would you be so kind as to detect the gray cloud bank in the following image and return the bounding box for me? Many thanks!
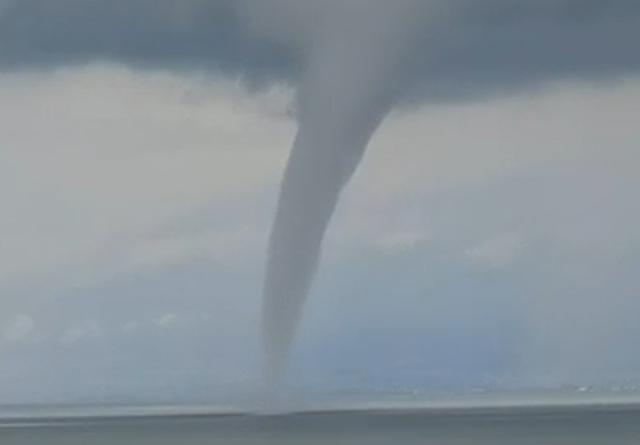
[1,1,639,101]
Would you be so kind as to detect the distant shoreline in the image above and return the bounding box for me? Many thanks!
[2,399,640,429]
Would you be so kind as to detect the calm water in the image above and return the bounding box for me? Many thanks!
[2,404,640,445]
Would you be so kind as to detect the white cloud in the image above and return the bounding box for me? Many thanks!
[60,321,102,344]
[332,78,640,252]
[120,225,264,274]
[466,233,523,268]
[373,229,432,252]
[346,78,639,201]
[155,313,178,328]
[3,314,35,343]
[2,67,639,296]
[0,65,293,292]
[121,321,141,335]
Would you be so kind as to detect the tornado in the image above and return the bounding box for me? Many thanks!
[261,2,422,386]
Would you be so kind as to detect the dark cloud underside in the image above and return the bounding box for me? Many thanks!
[0,0,295,84]
[1,0,639,100]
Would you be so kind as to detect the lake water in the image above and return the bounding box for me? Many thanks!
[2,403,640,444]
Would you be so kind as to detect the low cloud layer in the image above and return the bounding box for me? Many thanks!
[0,65,638,402]
[0,66,289,294]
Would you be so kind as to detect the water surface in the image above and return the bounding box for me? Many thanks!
[2,403,640,444]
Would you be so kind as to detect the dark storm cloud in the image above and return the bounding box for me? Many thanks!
[0,0,295,84]
[1,1,639,99]
[408,0,640,101]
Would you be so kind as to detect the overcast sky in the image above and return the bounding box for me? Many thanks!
[1,1,639,405]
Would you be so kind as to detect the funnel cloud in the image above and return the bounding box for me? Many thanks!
[261,2,427,384]
[1,0,639,391]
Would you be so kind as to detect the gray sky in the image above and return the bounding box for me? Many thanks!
[1,1,639,404]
